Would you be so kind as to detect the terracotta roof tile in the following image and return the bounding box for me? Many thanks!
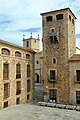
[70,54,80,61]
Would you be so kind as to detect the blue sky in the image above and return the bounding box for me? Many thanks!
[0,0,80,51]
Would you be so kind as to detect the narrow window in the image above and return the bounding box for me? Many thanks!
[49,70,56,81]
[4,101,8,108]
[76,70,80,81]
[49,89,57,102]
[56,14,63,20]
[4,83,10,99]
[53,58,56,64]
[76,91,80,104]
[2,48,10,55]
[27,64,30,77]
[16,63,21,79]
[16,97,20,104]
[46,16,53,22]
[27,41,29,47]
[3,63,9,80]
[36,61,39,64]
[72,19,74,25]
[15,51,21,57]
[27,80,31,92]
[69,15,71,21]
[16,81,21,95]
[27,94,30,100]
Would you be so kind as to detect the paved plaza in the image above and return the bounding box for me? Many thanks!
[0,103,80,120]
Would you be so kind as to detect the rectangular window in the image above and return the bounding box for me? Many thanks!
[3,63,9,80]
[76,70,80,81]
[49,70,56,81]
[4,83,10,99]
[16,81,21,95]
[16,63,21,79]
[49,89,57,102]
[76,91,80,104]
[27,80,31,92]
[4,101,8,108]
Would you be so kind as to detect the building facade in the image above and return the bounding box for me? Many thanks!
[41,8,80,105]
[23,34,43,84]
[0,39,35,108]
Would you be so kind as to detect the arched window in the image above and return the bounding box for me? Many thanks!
[2,48,10,55]
[3,62,9,80]
[46,16,53,22]
[15,51,21,57]
[56,14,63,20]
[16,63,21,79]
[26,54,30,59]
[53,58,56,64]
[27,64,30,77]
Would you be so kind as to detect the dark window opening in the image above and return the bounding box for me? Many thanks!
[53,58,56,64]
[27,94,30,100]
[56,14,63,20]
[72,19,74,25]
[27,41,29,47]
[16,81,21,95]
[49,70,56,81]
[27,64,30,77]
[46,16,53,22]
[37,61,39,64]
[3,63,9,80]
[69,15,71,21]
[4,101,8,108]
[76,70,80,81]
[76,91,80,104]
[27,80,31,92]
[16,97,20,104]
[4,83,10,99]
[51,28,55,32]
[26,54,30,59]
[16,63,21,79]
[49,89,57,102]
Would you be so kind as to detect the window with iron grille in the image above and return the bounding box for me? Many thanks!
[49,89,57,102]
[76,91,80,104]
[49,70,56,81]
[3,63,9,80]
[16,63,21,79]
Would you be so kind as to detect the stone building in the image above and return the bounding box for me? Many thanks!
[23,34,43,84]
[0,39,35,109]
[41,8,80,105]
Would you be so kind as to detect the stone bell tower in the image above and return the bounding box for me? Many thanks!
[40,8,76,104]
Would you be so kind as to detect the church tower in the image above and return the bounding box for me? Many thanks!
[23,33,40,52]
[40,8,76,103]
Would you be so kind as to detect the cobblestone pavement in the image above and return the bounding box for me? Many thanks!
[0,104,80,120]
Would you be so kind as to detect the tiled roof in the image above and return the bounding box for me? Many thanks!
[70,54,80,61]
